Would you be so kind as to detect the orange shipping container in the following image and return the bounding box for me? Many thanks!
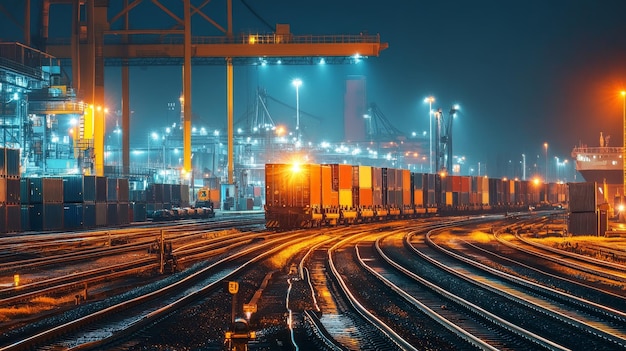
[414,189,424,207]
[321,165,334,208]
[401,170,411,206]
[330,191,339,207]
[310,164,322,207]
[445,192,453,206]
[461,176,470,193]
[359,188,373,207]
[338,164,352,190]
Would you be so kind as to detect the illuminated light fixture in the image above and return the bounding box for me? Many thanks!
[291,162,301,173]
[277,59,282,64]
[353,53,362,63]
[248,35,256,44]
[319,58,326,65]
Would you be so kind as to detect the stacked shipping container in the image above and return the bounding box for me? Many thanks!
[568,182,601,235]
[0,149,21,233]
[61,175,96,229]
[22,177,64,231]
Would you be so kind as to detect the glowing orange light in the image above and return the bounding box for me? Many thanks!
[291,162,301,174]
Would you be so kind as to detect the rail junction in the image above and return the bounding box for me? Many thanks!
[0,211,625,350]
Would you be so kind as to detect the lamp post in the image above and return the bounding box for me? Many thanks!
[292,78,302,144]
[621,90,626,202]
[424,96,435,173]
[543,143,548,183]
[543,143,548,202]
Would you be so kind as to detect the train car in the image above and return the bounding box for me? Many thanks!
[265,163,324,228]
[264,162,563,229]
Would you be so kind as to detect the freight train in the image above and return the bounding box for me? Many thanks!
[264,163,568,229]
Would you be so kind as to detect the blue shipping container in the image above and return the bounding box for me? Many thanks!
[20,205,30,231]
[29,203,64,231]
[63,203,84,229]
[83,203,96,228]
[132,202,147,222]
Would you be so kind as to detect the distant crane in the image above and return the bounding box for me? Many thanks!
[364,103,406,142]
[236,87,323,137]
[434,106,459,174]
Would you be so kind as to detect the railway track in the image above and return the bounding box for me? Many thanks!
[0,230,305,350]
[400,222,626,350]
[363,235,560,351]
[2,214,625,350]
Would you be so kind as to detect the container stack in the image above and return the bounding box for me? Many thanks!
[352,165,372,209]
[371,167,383,207]
[425,173,439,207]
[332,164,352,208]
[118,178,130,225]
[568,182,599,235]
[547,183,568,204]
[470,176,490,209]
[23,177,64,231]
[146,183,165,214]
[106,177,119,225]
[412,173,424,209]
[95,176,107,226]
[0,148,21,233]
[400,169,411,210]
[171,184,181,207]
[130,185,147,222]
[163,183,172,209]
[489,178,504,207]
[61,175,97,229]
[105,177,130,226]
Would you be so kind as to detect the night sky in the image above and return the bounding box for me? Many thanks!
[3,0,626,179]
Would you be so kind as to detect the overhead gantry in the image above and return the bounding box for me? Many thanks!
[39,0,388,184]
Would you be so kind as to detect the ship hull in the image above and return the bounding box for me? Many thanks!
[577,170,622,185]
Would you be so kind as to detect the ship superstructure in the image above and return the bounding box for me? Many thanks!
[571,132,623,203]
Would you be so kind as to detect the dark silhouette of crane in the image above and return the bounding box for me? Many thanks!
[434,106,460,174]
[365,103,406,142]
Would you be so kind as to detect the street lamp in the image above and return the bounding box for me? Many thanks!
[621,90,626,196]
[292,78,302,144]
[424,96,435,173]
[543,143,548,183]
[543,143,548,203]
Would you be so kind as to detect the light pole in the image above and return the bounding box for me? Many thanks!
[292,78,302,144]
[424,96,435,173]
[621,90,626,202]
[543,143,548,203]
[522,154,526,180]
[543,143,548,183]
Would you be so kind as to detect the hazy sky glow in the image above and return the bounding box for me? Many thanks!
[3,0,626,178]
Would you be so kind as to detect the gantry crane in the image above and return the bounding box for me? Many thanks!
[22,0,387,188]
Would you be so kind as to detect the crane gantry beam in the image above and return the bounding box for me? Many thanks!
[46,36,386,60]
[38,0,387,194]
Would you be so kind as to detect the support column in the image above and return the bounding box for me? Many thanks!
[183,0,192,179]
[227,57,234,185]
